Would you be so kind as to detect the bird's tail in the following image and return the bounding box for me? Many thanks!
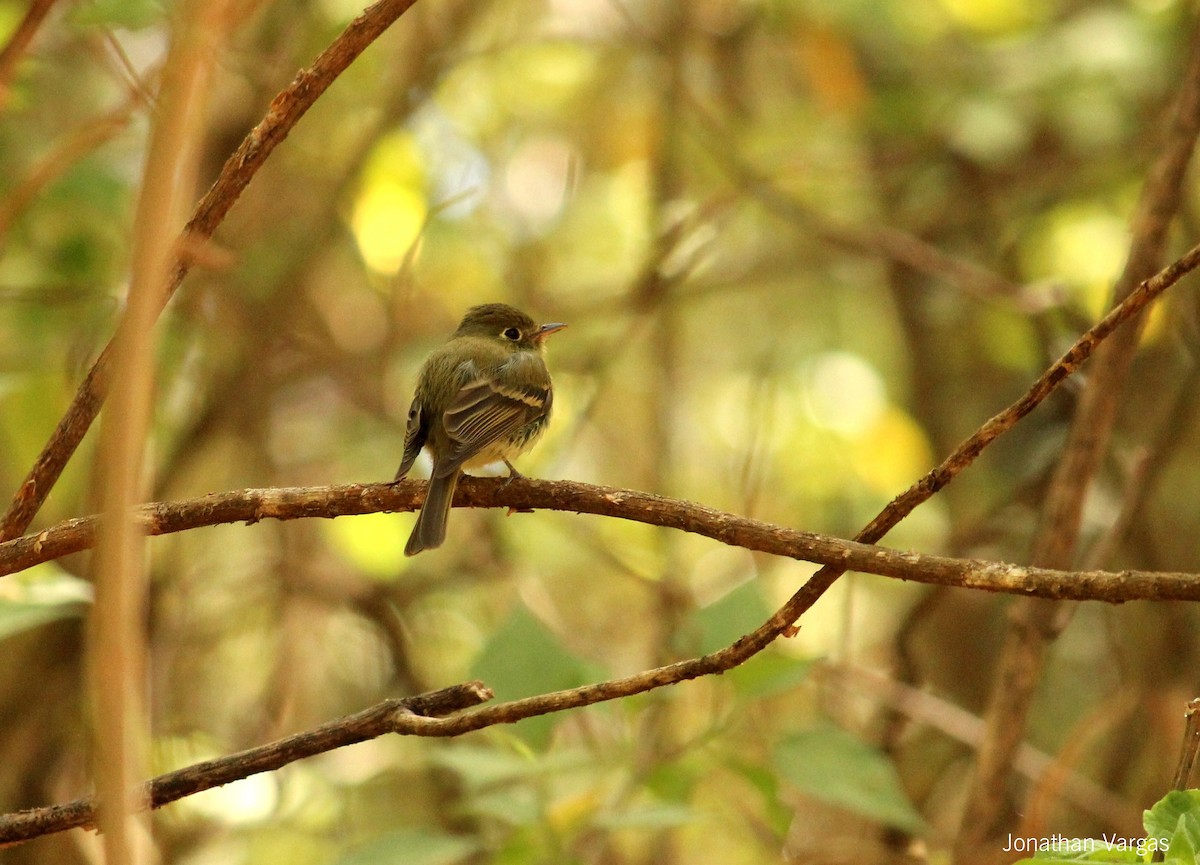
[405,469,459,556]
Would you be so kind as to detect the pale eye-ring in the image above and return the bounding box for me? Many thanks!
[502,326,521,341]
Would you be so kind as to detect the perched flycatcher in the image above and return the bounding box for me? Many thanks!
[395,303,566,555]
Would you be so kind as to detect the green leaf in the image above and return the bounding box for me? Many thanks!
[726,758,792,837]
[471,607,591,700]
[774,725,927,835]
[726,652,813,698]
[470,607,595,747]
[695,580,771,655]
[1165,811,1200,864]
[465,786,541,827]
[0,598,82,641]
[428,745,597,829]
[333,829,479,865]
[1145,790,1200,846]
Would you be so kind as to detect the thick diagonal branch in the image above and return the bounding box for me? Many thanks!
[956,20,1200,857]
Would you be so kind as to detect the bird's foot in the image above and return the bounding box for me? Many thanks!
[502,460,534,513]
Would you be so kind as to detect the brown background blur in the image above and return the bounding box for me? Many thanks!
[1,0,1199,862]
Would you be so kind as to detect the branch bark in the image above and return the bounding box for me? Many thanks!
[0,682,494,847]
[6,477,1200,603]
[0,0,421,543]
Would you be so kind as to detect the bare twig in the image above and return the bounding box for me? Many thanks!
[0,682,493,847]
[1152,698,1200,863]
[957,20,1200,856]
[689,101,1040,310]
[0,0,422,543]
[1,226,1197,592]
[754,231,1200,654]
[1170,698,1200,791]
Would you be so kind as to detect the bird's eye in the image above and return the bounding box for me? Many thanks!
[502,326,521,341]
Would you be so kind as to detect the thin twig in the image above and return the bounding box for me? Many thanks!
[0,0,58,110]
[88,2,230,858]
[3,227,1198,593]
[1170,698,1200,791]
[756,233,1200,646]
[688,100,1040,311]
[1152,698,1200,863]
[0,0,422,543]
[0,100,138,244]
[820,663,1133,828]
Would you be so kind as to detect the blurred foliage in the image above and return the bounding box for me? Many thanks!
[2,0,1200,863]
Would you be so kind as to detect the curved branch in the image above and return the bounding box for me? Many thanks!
[0,0,421,543]
[4,478,1200,603]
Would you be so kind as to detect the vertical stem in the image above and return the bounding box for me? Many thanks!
[89,2,226,860]
[1152,700,1200,863]
[1170,699,1200,791]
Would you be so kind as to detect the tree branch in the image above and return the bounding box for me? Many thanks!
[0,682,494,847]
[5,477,1200,603]
[0,0,421,543]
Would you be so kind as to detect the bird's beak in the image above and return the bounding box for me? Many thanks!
[536,322,567,339]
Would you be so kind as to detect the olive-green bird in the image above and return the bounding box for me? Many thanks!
[395,303,566,556]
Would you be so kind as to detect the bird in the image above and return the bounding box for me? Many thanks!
[395,303,566,555]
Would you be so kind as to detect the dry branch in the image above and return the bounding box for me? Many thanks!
[0,682,493,846]
[4,478,1200,604]
[752,232,1200,647]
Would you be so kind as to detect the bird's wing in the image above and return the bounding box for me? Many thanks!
[394,396,429,480]
[437,372,551,476]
